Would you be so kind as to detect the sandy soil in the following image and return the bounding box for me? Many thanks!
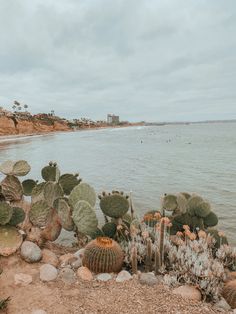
[0,254,222,314]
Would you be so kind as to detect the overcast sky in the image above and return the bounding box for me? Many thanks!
[0,0,235,122]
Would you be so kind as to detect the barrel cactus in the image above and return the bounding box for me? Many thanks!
[83,237,124,273]
[99,191,129,218]
[41,161,60,182]
[69,182,96,208]
[0,226,23,256]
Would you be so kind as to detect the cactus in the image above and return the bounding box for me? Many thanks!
[90,228,104,239]
[207,228,228,248]
[99,192,129,218]
[222,280,236,309]
[154,248,161,275]
[180,192,191,200]
[176,193,188,214]
[82,237,124,273]
[59,173,81,195]
[1,175,23,201]
[159,218,165,266]
[31,182,46,204]
[29,200,51,227]
[22,179,37,196]
[8,207,25,226]
[72,200,98,236]
[143,210,161,227]
[41,162,60,182]
[102,222,117,238]
[54,198,74,231]
[145,237,153,271]
[41,209,62,241]
[131,245,138,274]
[203,212,218,228]
[43,181,64,207]
[0,160,30,176]
[0,226,23,256]
[162,194,178,211]
[187,194,204,216]
[188,199,211,218]
[69,183,96,208]
[0,202,13,225]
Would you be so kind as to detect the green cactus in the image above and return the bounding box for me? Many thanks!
[58,173,81,195]
[187,194,204,216]
[131,245,138,274]
[43,181,64,207]
[145,237,153,271]
[99,192,129,218]
[102,222,117,238]
[22,179,37,196]
[72,200,98,236]
[41,162,60,182]
[180,192,191,200]
[8,207,25,226]
[31,182,46,204]
[0,226,23,256]
[54,198,74,231]
[29,200,51,227]
[82,237,124,273]
[69,182,96,208]
[176,193,188,214]
[162,194,178,211]
[1,175,23,201]
[90,228,104,239]
[0,202,13,225]
[41,209,62,241]
[203,211,218,228]
[0,160,30,176]
[207,228,228,248]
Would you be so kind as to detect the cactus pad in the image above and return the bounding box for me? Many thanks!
[43,182,64,207]
[83,237,124,273]
[1,175,23,201]
[203,211,218,227]
[72,200,98,236]
[102,222,117,238]
[187,195,204,215]
[8,207,25,226]
[99,193,129,218]
[176,193,188,214]
[0,202,13,225]
[0,160,30,176]
[59,173,81,195]
[22,179,37,196]
[0,226,23,256]
[194,201,211,218]
[41,162,60,182]
[54,198,74,231]
[31,182,46,204]
[69,182,96,208]
[162,194,178,211]
[29,200,51,227]
[41,210,62,241]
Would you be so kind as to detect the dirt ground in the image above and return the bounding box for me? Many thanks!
[0,254,225,314]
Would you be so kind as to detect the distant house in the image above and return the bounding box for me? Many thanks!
[107,114,119,124]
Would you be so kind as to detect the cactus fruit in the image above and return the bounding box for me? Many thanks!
[162,194,177,211]
[43,182,64,207]
[29,200,51,227]
[41,162,60,182]
[131,245,138,274]
[222,280,236,309]
[82,237,124,273]
[72,200,98,236]
[143,210,161,227]
[8,207,25,226]
[59,173,81,195]
[203,212,218,228]
[0,160,30,176]
[31,182,46,204]
[0,226,23,256]
[22,179,37,196]
[99,192,129,218]
[54,198,74,231]
[69,183,96,208]
[0,202,13,225]
[102,222,117,238]
[1,175,23,201]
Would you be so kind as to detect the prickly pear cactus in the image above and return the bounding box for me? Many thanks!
[0,160,30,176]
[72,200,98,236]
[187,194,204,215]
[31,182,46,204]
[41,209,62,241]
[8,207,25,226]
[0,226,23,256]
[22,179,37,196]
[43,181,64,207]
[162,194,178,211]
[59,173,81,195]
[99,191,129,218]
[83,237,124,273]
[1,175,23,201]
[41,162,60,182]
[0,202,13,225]
[69,183,96,208]
[203,211,218,228]
[207,228,228,248]
[54,198,74,231]
[102,222,117,238]
[29,200,51,227]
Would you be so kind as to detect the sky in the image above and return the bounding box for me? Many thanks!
[0,0,236,122]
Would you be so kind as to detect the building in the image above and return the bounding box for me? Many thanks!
[107,114,119,124]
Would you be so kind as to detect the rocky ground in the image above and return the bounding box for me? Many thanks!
[0,244,232,314]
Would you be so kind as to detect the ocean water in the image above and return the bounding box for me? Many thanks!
[0,123,236,245]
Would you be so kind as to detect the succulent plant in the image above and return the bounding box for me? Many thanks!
[41,209,62,241]
[131,245,138,274]
[207,228,228,248]
[203,212,218,228]
[72,200,98,237]
[159,218,165,266]
[69,182,96,208]
[1,175,23,201]
[59,173,81,195]
[8,207,25,226]
[145,237,153,271]
[83,237,124,273]
[22,179,37,196]
[90,228,104,239]
[99,191,129,218]
[154,248,161,275]
[187,194,204,215]
[143,210,161,227]
[29,200,51,227]
[0,202,13,225]
[162,194,177,211]
[222,280,236,309]
[31,182,46,204]
[0,160,30,176]
[43,181,64,207]
[41,162,60,182]
[0,226,23,256]
[102,222,117,238]
[54,198,74,231]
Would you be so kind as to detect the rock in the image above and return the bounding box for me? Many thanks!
[40,264,58,282]
[20,241,42,263]
[32,310,47,314]
[77,266,93,281]
[14,273,32,286]
[213,298,231,312]
[59,253,77,267]
[97,273,112,282]
[173,285,201,301]
[41,249,59,267]
[139,272,158,286]
[71,257,82,270]
[116,270,132,283]
[59,268,76,284]
[74,248,85,259]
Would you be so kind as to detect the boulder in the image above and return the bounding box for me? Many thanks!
[139,272,158,286]
[59,268,76,284]
[116,270,132,283]
[77,266,93,281]
[97,273,112,282]
[59,253,77,267]
[173,285,201,301]
[20,241,42,263]
[41,249,59,268]
[40,264,58,282]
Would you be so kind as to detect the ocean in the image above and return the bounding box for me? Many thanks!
[0,123,235,245]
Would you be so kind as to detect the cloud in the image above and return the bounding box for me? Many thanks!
[0,0,235,121]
